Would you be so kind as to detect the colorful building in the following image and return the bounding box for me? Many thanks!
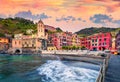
[22,38,41,52]
[110,32,117,51]
[47,32,81,50]
[12,39,22,53]
[72,34,80,47]
[116,31,120,50]
[37,20,48,39]
[80,32,112,51]
[12,19,48,54]
[80,37,91,49]
[0,37,9,51]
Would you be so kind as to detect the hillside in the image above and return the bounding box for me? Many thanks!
[0,17,64,37]
[75,27,119,37]
[0,17,36,37]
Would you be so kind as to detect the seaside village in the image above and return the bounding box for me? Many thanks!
[0,19,120,54]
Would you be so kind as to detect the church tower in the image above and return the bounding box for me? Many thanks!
[37,19,45,38]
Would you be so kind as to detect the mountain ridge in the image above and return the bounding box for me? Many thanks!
[75,27,119,37]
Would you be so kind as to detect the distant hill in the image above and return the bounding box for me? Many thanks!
[0,17,36,37]
[75,27,119,37]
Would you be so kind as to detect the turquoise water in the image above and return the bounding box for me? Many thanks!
[0,54,100,82]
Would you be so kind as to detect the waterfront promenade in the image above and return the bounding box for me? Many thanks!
[105,55,120,82]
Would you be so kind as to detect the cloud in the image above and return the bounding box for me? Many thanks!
[56,16,76,22]
[90,14,113,24]
[90,14,120,26]
[56,16,86,22]
[77,18,82,21]
[113,20,120,24]
[113,0,120,2]
[0,14,6,18]
[14,10,52,20]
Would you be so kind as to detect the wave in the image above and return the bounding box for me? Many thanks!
[36,60,99,82]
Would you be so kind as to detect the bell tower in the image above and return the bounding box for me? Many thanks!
[37,19,45,38]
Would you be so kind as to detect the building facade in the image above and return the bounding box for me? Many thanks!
[47,32,81,50]
[0,37,9,51]
[80,32,112,51]
[12,20,48,54]
[116,31,120,50]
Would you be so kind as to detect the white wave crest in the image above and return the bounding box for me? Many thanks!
[37,60,99,82]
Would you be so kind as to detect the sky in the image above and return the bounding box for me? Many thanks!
[0,0,120,32]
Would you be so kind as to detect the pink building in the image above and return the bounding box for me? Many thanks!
[80,32,112,51]
[52,34,61,49]
[48,32,75,50]
[80,37,91,49]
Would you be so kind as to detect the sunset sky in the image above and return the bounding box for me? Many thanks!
[0,0,120,32]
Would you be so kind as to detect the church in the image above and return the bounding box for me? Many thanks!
[11,20,48,54]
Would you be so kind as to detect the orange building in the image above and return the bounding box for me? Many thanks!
[0,37,9,43]
[0,37,9,51]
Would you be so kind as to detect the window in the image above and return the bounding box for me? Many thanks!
[99,39,101,41]
[41,29,42,32]
[104,34,106,36]
[118,43,120,45]
[26,44,29,47]
[103,42,106,45]
[19,41,21,44]
[104,38,106,41]
[92,40,94,42]
[15,41,17,44]
[32,44,35,47]
[95,39,97,42]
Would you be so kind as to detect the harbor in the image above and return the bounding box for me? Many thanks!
[0,49,111,82]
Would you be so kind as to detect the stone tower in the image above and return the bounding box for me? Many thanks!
[37,19,45,38]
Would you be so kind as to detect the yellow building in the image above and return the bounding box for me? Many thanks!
[111,32,117,50]
[22,38,41,50]
[72,34,77,46]
[47,46,57,50]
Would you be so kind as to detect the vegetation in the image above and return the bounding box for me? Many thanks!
[80,46,86,50]
[47,30,56,34]
[56,27,63,32]
[0,17,119,38]
[0,33,5,37]
[75,27,119,37]
[0,17,36,37]
[62,46,80,50]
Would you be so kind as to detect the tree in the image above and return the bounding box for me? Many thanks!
[56,27,63,32]
[81,46,86,50]
[0,33,5,37]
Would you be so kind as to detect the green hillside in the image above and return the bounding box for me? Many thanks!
[75,27,119,37]
[0,17,36,37]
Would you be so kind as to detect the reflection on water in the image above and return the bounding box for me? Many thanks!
[0,54,100,82]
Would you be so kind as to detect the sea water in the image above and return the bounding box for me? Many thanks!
[0,55,100,82]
